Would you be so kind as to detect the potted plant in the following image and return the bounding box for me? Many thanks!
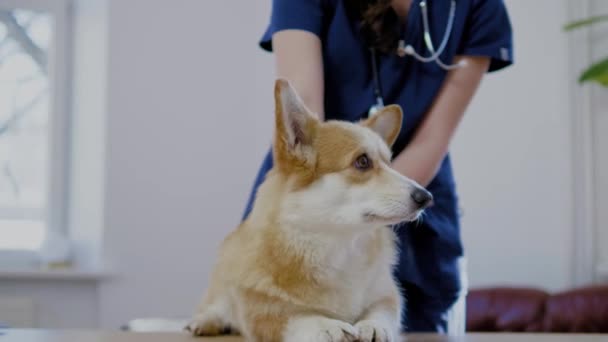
[565,14,608,86]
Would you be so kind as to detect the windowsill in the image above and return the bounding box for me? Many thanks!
[0,266,111,281]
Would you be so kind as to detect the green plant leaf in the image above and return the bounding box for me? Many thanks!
[564,14,608,31]
[579,58,608,86]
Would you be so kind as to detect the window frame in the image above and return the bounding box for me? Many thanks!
[0,0,72,253]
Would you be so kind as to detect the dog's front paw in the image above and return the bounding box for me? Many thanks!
[286,316,358,342]
[185,315,230,336]
[354,319,395,342]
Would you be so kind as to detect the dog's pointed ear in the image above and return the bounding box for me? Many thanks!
[274,78,318,156]
[361,105,403,147]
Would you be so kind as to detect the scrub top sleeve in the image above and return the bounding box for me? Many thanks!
[259,0,325,52]
[459,0,514,72]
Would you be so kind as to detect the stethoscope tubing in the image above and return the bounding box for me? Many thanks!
[369,0,464,116]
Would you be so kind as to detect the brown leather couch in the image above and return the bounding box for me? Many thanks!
[466,285,608,333]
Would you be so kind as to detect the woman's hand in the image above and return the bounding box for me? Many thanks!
[391,56,491,186]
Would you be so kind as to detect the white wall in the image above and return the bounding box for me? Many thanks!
[590,0,608,280]
[0,280,98,329]
[98,0,274,329]
[453,0,574,291]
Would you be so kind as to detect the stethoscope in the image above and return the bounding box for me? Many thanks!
[368,0,466,116]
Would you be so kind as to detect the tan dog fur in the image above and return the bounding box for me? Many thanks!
[186,79,431,342]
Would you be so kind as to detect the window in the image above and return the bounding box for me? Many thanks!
[0,0,70,253]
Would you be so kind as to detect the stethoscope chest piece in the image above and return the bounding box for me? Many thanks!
[368,96,384,117]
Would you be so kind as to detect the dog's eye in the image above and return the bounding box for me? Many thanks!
[354,153,372,171]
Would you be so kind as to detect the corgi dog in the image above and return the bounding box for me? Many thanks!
[186,79,433,342]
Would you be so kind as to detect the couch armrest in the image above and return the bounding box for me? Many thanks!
[543,285,608,333]
[466,287,548,332]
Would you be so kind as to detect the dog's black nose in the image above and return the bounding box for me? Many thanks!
[411,188,433,208]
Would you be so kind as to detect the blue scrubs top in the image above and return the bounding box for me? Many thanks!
[245,0,513,302]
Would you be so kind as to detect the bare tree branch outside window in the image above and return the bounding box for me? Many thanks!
[0,8,52,250]
[0,11,47,73]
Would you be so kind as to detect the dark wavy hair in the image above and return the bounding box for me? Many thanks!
[345,0,401,53]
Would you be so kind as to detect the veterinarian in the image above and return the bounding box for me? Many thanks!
[242,0,513,334]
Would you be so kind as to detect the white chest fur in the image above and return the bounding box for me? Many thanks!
[283,226,397,323]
